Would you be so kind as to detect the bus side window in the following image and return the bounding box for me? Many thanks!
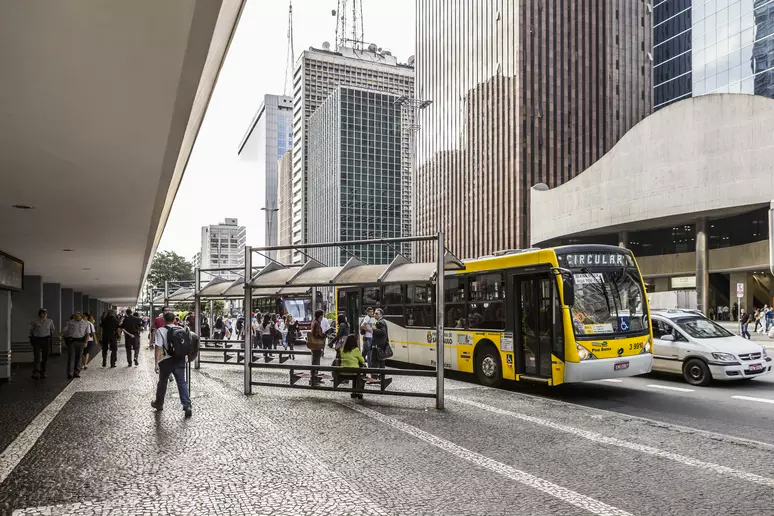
[407,284,436,328]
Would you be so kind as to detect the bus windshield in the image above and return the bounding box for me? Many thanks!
[570,268,648,337]
[284,297,312,322]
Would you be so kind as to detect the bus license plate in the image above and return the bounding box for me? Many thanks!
[614,361,630,371]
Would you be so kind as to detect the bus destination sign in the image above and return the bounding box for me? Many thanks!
[0,251,24,292]
[557,251,634,268]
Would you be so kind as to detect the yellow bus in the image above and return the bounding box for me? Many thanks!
[336,245,653,387]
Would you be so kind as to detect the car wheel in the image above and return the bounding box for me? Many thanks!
[475,344,502,387]
[683,358,711,386]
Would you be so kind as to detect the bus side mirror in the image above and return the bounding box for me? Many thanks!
[562,274,575,307]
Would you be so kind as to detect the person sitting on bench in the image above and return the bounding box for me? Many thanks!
[339,334,365,399]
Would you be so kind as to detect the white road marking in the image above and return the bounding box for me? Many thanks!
[343,402,634,516]
[646,384,695,392]
[731,395,774,405]
[0,382,76,484]
[471,382,774,451]
[449,396,774,490]
[599,379,624,383]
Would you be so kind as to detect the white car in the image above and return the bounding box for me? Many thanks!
[651,310,771,386]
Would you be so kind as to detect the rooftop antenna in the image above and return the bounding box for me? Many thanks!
[283,0,295,96]
[333,0,364,51]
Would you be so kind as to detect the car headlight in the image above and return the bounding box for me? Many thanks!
[762,348,768,358]
[711,352,737,362]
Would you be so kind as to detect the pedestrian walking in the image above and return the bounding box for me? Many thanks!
[82,313,97,370]
[150,308,167,349]
[307,310,326,386]
[62,312,90,379]
[740,309,752,339]
[236,315,245,341]
[331,314,350,365]
[100,310,120,367]
[120,309,142,366]
[766,305,774,333]
[151,312,197,418]
[360,307,375,367]
[29,308,55,379]
[286,315,298,359]
[260,314,274,358]
[371,308,392,376]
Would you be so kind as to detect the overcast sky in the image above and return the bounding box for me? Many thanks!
[157,0,416,261]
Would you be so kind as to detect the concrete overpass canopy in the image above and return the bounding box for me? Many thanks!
[0,1,245,378]
[530,94,774,314]
[0,0,244,305]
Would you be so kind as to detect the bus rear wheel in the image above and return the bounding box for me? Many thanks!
[475,344,502,387]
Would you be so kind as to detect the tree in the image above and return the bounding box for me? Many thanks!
[147,251,194,291]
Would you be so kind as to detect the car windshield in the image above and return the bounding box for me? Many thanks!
[674,317,733,339]
[571,268,648,337]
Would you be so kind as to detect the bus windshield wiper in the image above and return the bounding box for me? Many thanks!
[580,267,612,315]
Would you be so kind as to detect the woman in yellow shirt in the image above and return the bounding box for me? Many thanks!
[339,335,365,398]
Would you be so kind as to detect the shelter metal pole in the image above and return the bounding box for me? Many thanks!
[244,246,253,395]
[435,232,445,410]
[164,281,169,308]
[209,300,214,336]
[194,267,201,370]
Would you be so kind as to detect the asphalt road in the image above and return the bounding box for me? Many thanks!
[504,372,774,446]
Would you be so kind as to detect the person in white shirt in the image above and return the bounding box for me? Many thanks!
[360,307,375,365]
[152,312,196,417]
[62,312,91,379]
[29,308,56,379]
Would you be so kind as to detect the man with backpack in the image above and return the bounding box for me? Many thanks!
[152,312,198,418]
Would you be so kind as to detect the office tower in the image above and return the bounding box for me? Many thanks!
[238,94,293,258]
[413,1,652,261]
[306,86,403,266]
[200,218,247,280]
[277,150,294,265]
[291,44,414,263]
[655,0,774,110]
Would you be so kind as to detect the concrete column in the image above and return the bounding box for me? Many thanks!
[11,275,43,344]
[0,291,11,382]
[89,298,98,319]
[62,288,74,319]
[696,218,709,315]
[82,294,90,315]
[73,292,82,314]
[43,283,62,333]
[618,230,629,249]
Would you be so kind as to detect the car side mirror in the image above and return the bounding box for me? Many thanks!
[661,334,675,342]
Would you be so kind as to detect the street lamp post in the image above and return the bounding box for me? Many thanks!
[261,206,280,260]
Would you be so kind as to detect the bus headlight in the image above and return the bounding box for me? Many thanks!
[576,343,596,361]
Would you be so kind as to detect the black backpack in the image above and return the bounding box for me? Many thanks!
[165,325,194,359]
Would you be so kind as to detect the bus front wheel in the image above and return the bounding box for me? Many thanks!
[475,344,502,387]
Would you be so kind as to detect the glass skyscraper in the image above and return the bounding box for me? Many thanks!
[655,0,774,109]
[306,86,403,266]
[238,94,293,258]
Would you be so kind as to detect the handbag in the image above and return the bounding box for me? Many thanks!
[376,341,394,360]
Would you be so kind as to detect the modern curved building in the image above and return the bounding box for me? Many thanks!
[531,94,774,314]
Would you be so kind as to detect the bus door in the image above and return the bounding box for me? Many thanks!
[344,289,361,331]
[509,273,555,379]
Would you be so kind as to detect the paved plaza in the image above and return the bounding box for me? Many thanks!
[1,338,774,515]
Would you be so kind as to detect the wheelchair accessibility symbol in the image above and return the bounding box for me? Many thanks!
[618,317,630,332]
